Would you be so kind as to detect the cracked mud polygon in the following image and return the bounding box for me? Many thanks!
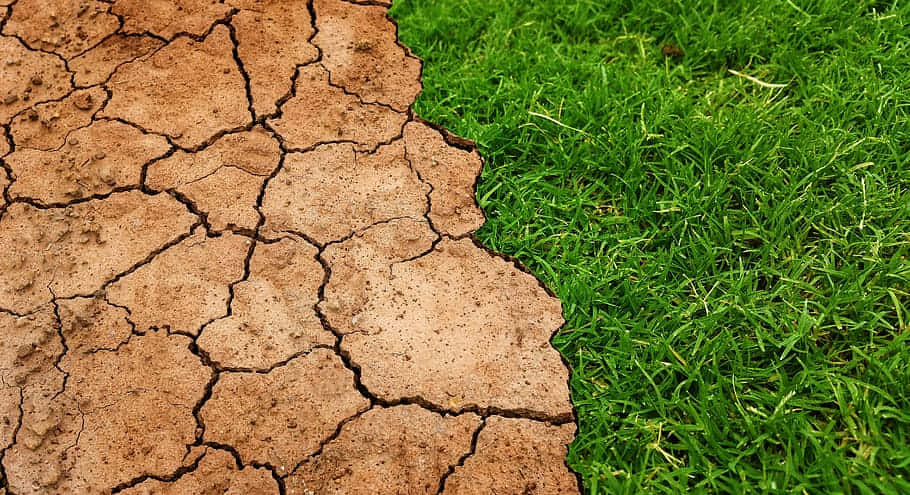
[0,0,579,493]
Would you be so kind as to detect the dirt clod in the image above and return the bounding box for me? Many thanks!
[101,25,250,148]
[287,405,481,494]
[261,141,428,244]
[268,64,406,151]
[201,349,370,468]
[146,128,280,232]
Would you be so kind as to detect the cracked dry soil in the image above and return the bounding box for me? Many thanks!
[0,0,579,493]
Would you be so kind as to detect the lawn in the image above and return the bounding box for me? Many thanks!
[390,0,910,493]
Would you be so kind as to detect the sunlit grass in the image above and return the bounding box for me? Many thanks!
[393,0,910,492]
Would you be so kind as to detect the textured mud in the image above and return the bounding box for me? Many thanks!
[0,1,578,493]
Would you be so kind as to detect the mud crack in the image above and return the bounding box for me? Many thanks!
[0,0,578,492]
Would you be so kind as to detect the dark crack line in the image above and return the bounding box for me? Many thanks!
[8,184,144,210]
[76,36,162,89]
[0,380,24,493]
[48,289,71,401]
[274,215,423,251]
[137,8,240,45]
[97,115,258,155]
[109,446,207,493]
[185,366,219,453]
[61,405,86,457]
[0,0,580,489]
[250,0,324,124]
[340,0,392,7]
[0,31,74,78]
[60,2,125,62]
[209,344,336,375]
[92,221,202,296]
[312,0,422,113]
[436,417,486,494]
[225,20,257,122]
[321,62,406,113]
[288,403,375,476]
[255,60,321,123]
[7,87,114,155]
[0,1,16,34]
[412,114,478,153]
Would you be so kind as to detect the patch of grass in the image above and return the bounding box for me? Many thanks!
[391,0,910,493]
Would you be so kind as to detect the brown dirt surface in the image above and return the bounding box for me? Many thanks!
[286,405,481,494]
[105,229,251,335]
[0,1,578,492]
[322,221,573,421]
[441,417,579,495]
[68,35,164,88]
[0,191,197,314]
[404,120,486,236]
[261,141,428,245]
[112,0,233,40]
[198,237,334,370]
[313,0,421,112]
[0,36,72,123]
[146,128,280,231]
[101,25,250,148]
[200,348,370,471]
[2,0,119,59]
[268,64,407,151]
[120,447,279,494]
[6,120,170,204]
[228,0,319,117]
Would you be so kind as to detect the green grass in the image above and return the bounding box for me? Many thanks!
[390,0,910,493]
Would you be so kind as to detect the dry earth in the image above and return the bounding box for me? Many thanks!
[0,1,578,493]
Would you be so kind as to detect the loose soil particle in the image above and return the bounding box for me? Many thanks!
[3,0,119,59]
[8,86,107,151]
[0,36,72,123]
[0,0,578,491]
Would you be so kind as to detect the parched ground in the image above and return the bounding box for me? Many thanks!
[0,0,579,494]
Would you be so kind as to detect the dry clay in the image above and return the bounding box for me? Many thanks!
[0,0,578,493]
